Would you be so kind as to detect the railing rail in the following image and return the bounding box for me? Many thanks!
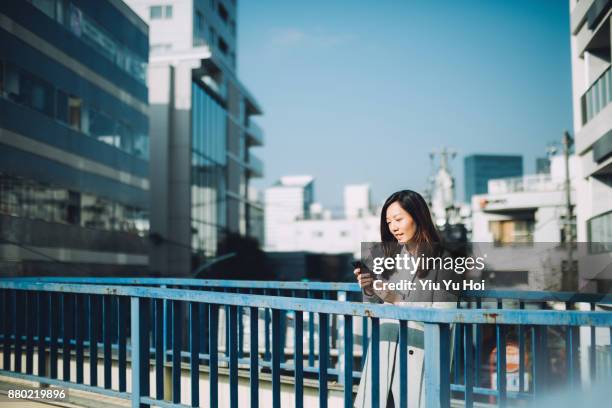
[4,277,612,303]
[0,279,611,408]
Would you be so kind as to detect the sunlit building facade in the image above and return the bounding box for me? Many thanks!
[126,0,264,276]
[0,0,150,275]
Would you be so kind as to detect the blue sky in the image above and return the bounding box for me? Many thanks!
[238,0,573,210]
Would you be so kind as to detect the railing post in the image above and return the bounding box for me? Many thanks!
[424,322,451,408]
[337,291,346,386]
[319,312,329,408]
[130,297,141,408]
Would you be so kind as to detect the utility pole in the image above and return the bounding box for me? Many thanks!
[562,130,576,291]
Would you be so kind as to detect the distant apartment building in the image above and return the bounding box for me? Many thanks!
[265,180,379,256]
[125,0,264,276]
[569,0,612,253]
[0,0,150,276]
[464,154,523,203]
[471,155,578,243]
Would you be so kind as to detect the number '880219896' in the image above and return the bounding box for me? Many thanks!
[7,388,67,400]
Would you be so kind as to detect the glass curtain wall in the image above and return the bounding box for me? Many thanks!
[191,82,227,261]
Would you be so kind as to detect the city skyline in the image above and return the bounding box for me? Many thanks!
[238,0,574,208]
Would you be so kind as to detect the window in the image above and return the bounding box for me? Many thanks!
[588,210,612,253]
[31,0,56,19]
[56,90,68,123]
[194,10,205,46]
[68,96,82,130]
[150,4,172,19]
[20,70,54,116]
[218,37,228,55]
[217,3,228,23]
[150,6,162,19]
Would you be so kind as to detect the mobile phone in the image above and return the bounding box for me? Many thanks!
[351,261,363,269]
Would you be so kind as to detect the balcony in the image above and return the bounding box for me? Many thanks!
[246,120,265,146]
[246,153,264,178]
[0,278,611,408]
[488,174,560,194]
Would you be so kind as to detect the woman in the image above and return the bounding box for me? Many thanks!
[353,190,458,408]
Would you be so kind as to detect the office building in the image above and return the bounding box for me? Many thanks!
[464,154,523,203]
[0,0,150,275]
[569,0,612,256]
[125,0,264,276]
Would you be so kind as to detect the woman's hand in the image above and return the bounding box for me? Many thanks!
[354,267,375,296]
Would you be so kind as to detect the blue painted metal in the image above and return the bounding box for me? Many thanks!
[25,291,34,375]
[89,295,98,386]
[518,302,525,393]
[453,323,462,385]
[424,323,451,408]
[3,281,612,326]
[463,324,473,408]
[172,300,182,404]
[238,305,244,359]
[229,305,239,408]
[272,308,281,408]
[63,293,73,381]
[10,277,612,304]
[200,303,209,364]
[2,279,612,408]
[344,315,354,408]
[295,310,304,408]
[249,306,259,408]
[130,297,141,408]
[1,290,8,370]
[50,292,59,379]
[399,320,408,408]
[308,291,315,368]
[25,291,37,374]
[590,303,597,381]
[319,312,329,408]
[371,317,380,408]
[154,298,164,399]
[496,325,507,407]
[118,296,127,392]
[14,290,23,373]
[139,298,151,407]
[190,301,200,408]
[103,295,112,388]
[76,294,85,383]
[264,297,271,362]
[37,291,47,377]
[209,304,219,408]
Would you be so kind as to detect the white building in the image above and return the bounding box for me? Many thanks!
[471,155,579,243]
[344,184,371,219]
[470,155,581,291]
[264,176,314,251]
[264,181,380,256]
[569,0,612,287]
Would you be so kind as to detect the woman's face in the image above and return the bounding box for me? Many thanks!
[385,201,417,243]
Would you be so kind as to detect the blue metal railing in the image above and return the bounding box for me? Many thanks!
[0,278,611,408]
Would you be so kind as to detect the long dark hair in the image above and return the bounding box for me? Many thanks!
[380,190,441,277]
